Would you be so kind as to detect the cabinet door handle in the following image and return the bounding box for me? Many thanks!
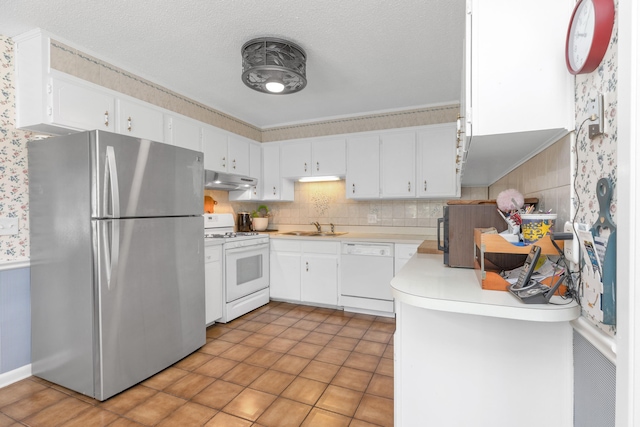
[316,161,319,172]
[424,180,427,191]
[352,183,355,194]
[253,186,257,195]
[273,186,276,195]
[306,261,309,272]
[104,111,109,127]
[408,181,411,192]
[127,116,132,132]
[222,156,226,168]
[233,159,236,169]
[304,162,307,172]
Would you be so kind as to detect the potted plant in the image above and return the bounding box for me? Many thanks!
[250,204,271,231]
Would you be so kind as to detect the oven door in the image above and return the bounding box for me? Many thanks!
[225,242,270,303]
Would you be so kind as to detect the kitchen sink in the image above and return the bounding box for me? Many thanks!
[279,231,348,237]
[280,231,318,236]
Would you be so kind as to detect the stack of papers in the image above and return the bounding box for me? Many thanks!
[501,257,565,285]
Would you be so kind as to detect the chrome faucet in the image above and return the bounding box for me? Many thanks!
[311,221,321,232]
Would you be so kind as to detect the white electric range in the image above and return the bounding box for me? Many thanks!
[203,213,270,323]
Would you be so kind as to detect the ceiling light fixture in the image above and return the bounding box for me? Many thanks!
[241,37,307,95]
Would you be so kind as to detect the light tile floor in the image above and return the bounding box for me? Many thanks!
[0,301,395,426]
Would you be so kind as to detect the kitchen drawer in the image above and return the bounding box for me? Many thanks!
[271,239,302,252]
[302,241,339,255]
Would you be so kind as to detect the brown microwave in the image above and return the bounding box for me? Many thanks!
[437,201,536,269]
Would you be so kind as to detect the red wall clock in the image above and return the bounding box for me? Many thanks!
[565,0,615,75]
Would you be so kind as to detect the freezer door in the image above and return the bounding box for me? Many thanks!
[91,130,204,218]
[93,216,204,400]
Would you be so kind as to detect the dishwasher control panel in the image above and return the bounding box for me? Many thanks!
[342,242,394,257]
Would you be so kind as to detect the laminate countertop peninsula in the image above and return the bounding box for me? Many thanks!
[391,253,580,322]
[390,253,580,427]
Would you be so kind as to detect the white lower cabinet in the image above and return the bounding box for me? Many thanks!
[204,244,223,324]
[270,241,302,301]
[302,253,339,306]
[270,240,339,306]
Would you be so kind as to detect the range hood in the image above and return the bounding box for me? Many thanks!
[204,170,258,191]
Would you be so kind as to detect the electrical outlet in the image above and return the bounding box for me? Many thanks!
[587,93,604,138]
[0,218,18,236]
[367,214,377,224]
[563,221,579,264]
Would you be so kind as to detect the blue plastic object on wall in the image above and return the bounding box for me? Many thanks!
[590,178,616,326]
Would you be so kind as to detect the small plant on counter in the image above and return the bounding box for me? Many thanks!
[251,204,271,218]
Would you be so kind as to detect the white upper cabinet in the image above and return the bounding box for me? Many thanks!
[14,29,167,139]
[281,141,311,178]
[346,125,460,200]
[164,114,202,152]
[380,131,416,198]
[461,0,574,186]
[262,143,294,201]
[228,135,250,176]
[202,126,228,171]
[313,138,346,177]
[115,98,164,142]
[202,126,251,176]
[49,74,115,133]
[229,142,263,201]
[281,137,346,178]
[417,123,459,198]
[346,135,380,199]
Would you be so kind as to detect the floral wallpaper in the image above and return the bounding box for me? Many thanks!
[573,0,618,336]
[0,36,32,261]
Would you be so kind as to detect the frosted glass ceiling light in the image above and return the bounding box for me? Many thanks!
[265,80,285,93]
[241,37,307,95]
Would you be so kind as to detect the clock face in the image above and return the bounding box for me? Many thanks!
[567,0,595,72]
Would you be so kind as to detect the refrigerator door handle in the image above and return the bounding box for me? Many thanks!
[437,217,445,251]
[104,146,121,218]
[102,220,120,290]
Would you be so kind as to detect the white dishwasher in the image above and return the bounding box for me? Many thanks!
[340,242,395,316]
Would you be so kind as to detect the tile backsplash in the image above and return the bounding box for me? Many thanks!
[209,185,489,236]
[489,134,572,232]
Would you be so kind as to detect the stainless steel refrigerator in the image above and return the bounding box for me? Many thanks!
[29,130,205,401]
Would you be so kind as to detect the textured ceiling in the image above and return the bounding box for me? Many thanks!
[0,0,465,129]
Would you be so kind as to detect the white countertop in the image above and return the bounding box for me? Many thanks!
[391,253,580,322]
[269,232,425,245]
